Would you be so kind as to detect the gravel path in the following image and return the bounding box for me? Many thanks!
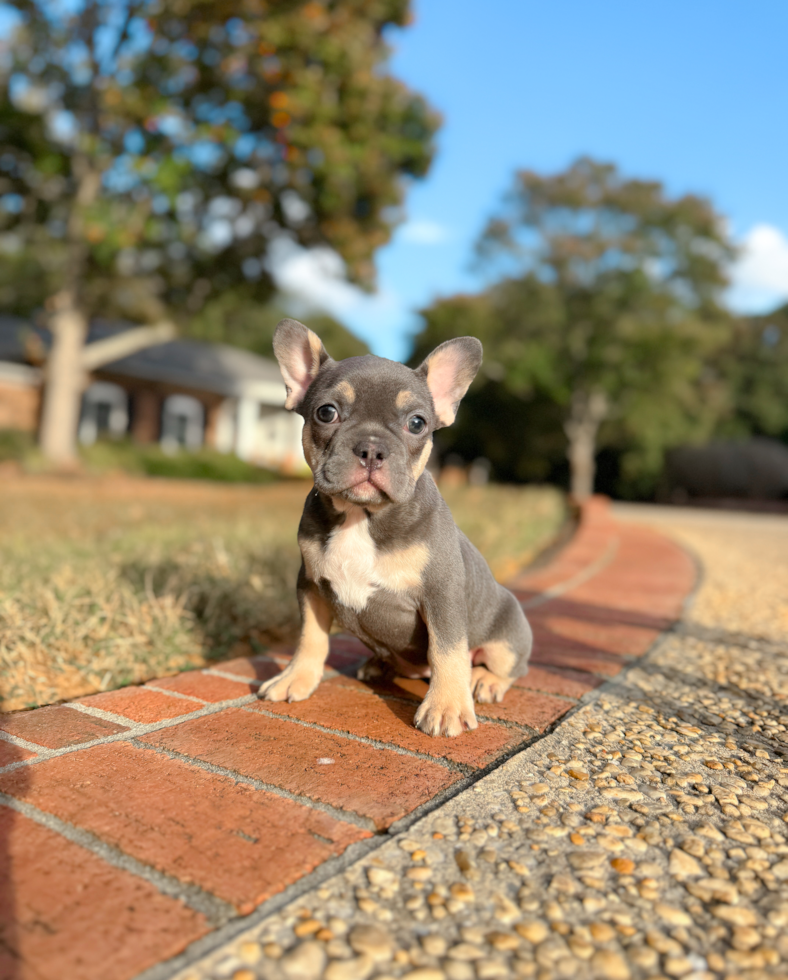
[171,507,788,980]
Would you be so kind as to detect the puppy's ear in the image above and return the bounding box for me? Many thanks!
[416,337,482,427]
[273,318,331,410]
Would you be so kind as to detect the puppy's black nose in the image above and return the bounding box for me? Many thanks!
[353,439,389,470]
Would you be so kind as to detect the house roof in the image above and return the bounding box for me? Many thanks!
[0,316,286,403]
[99,334,284,400]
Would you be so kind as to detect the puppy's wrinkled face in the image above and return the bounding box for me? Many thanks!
[273,318,482,510]
[302,355,435,507]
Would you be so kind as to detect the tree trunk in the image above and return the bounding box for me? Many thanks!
[80,321,176,371]
[38,295,88,465]
[564,390,608,501]
[38,161,100,465]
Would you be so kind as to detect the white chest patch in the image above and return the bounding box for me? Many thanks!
[321,508,378,612]
[301,504,429,613]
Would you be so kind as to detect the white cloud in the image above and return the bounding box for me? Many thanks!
[266,239,412,359]
[397,218,449,245]
[729,223,788,313]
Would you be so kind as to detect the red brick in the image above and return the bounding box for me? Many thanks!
[0,741,369,915]
[529,596,664,630]
[0,808,208,980]
[254,678,524,768]
[147,669,261,702]
[0,705,127,749]
[0,739,36,766]
[475,688,574,731]
[530,639,628,677]
[334,673,427,702]
[326,673,572,735]
[534,613,658,658]
[209,656,284,682]
[515,664,603,699]
[77,686,200,724]
[140,707,461,829]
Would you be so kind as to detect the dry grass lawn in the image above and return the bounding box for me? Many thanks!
[0,474,566,711]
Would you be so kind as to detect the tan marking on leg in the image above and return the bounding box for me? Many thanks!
[258,591,332,703]
[336,380,356,403]
[414,642,478,737]
[475,639,517,676]
[471,665,514,704]
[396,389,414,409]
[412,438,433,480]
[471,640,517,703]
[375,542,429,592]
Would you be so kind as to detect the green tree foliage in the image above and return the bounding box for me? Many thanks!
[0,0,437,460]
[186,290,369,359]
[415,158,735,498]
[715,304,788,442]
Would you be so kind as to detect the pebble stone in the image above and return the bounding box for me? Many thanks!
[172,509,788,980]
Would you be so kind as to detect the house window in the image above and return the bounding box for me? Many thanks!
[161,394,204,452]
[78,382,129,445]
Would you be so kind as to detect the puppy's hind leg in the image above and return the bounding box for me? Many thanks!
[356,654,395,683]
[471,644,516,704]
[472,591,533,704]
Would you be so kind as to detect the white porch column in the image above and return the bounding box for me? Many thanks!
[235,396,259,461]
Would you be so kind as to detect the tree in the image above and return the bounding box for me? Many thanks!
[0,0,438,463]
[186,290,370,359]
[415,158,734,498]
[715,304,788,442]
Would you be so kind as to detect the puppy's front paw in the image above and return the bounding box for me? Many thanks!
[258,664,321,703]
[414,690,478,738]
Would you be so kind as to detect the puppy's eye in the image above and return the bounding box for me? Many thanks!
[407,416,426,435]
[316,405,338,423]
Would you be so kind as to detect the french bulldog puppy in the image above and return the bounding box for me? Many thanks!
[258,318,533,737]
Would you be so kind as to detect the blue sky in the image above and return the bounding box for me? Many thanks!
[280,0,788,359]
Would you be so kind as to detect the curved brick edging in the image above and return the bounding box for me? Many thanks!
[0,497,696,980]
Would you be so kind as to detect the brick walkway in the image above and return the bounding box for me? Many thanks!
[0,497,695,980]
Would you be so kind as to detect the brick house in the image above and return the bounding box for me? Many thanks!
[0,316,306,473]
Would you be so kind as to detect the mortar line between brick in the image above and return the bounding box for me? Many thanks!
[244,704,476,774]
[519,535,620,610]
[142,687,207,703]
[0,792,235,926]
[201,665,341,687]
[68,702,160,726]
[128,738,379,832]
[0,729,55,756]
[0,694,261,775]
[201,668,262,687]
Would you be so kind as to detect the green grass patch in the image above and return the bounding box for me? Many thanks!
[0,429,281,484]
[80,439,281,484]
[0,475,567,711]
